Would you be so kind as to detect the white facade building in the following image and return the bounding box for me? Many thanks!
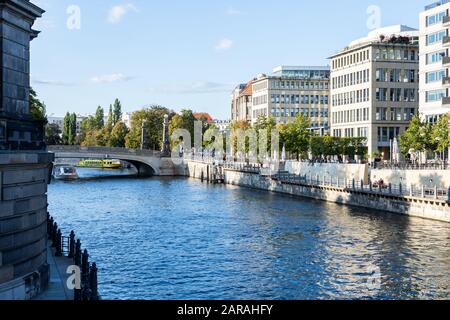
[329,25,419,160]
[231,82,253,122]
[249,66,331,135]
[419,1,450,123]
[47,115,86,134]
[121,112,133,128]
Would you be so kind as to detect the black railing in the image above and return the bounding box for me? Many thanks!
[223,162,261,174]
[47,213,100,301]
[271,172,450,202]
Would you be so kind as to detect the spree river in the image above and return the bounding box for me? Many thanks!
[47,169,450,300]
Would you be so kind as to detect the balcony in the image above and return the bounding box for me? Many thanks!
[443,56,450,66]
[442,96,450,106]
[444,15,450,26]
[443,77,450,86]
[443,36,450,46]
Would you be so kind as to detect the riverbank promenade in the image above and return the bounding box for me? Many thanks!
[34,245,73,300]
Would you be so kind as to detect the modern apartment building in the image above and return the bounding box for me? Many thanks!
[419,0,450,123]
[231,81,253,122]
[329,25,419,160]
[250,66,330,135]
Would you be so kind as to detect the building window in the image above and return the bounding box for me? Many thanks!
[426,51,446,64]
[426,90,446,102]
[376,88,387,101]
[426,70,446,83]
[427,11,446,26]
[427,31,446,45]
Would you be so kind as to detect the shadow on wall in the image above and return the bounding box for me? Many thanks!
[371,169,450,189]
[418,172,448,188]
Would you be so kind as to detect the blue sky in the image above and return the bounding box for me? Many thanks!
[31,0,430,119]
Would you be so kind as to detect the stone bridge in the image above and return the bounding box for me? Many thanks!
[47,146,177,177]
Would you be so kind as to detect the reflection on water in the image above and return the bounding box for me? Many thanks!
[48,170,450,300]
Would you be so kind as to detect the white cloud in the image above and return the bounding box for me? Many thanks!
[226,7,242,15]
[149,81,232,94]
[90,73,133,84]
[32,78,75,86]
[107,3,137,24]
[215,38,233,51]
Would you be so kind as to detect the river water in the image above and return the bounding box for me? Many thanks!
[47,169,450,300]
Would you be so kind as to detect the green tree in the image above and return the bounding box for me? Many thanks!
[254,116,277,157]
[94,106,105,129]
[110,122,129,147]
[45,123,62,145]
[62,112,71,144]
[280,114,311,160]
[399,115,433,155]
[107,105,113,127]
[230,120,251,156]
[431,113,450,155]
[81,130,102,147]
[113,99,122,125]
[169,109,196,148]
[125,105,174,150]
[29,88,47,121]
[68,113,77,145]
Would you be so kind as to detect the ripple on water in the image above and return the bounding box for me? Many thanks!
[48,175,450,300]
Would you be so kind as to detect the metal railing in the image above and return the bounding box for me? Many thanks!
[272,172,450,202]
[48,145,161,157]
[223,162,262,174]
[47,213,100,301]
[374,161,448,170]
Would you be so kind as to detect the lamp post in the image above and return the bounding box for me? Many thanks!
[162,114,170,156]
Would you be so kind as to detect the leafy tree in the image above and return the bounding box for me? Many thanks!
[169,109,196,148]
[45,123,62,145]
[125,105,174,150]
[62,112,71,145]
[68,113,77,145]
[108,105,114,127]
[81,130,103,147]
[29,88,47,121]
[110,122,129,148]
[94,106,105,129]
[113,99,122,125]
[254,116,277,157]
[280,114,311,160]
[230,120,251,156]
[399,115,433,155]
[431,113,450,154]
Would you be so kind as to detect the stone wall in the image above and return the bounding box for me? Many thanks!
[285,161,369,185]
[183,161,450,223]
[0,152,54,299]
[371,169,450,188]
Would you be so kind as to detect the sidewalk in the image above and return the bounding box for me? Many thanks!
[34,244,74,300]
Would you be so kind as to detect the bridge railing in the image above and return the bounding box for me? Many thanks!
[48,145,161,157]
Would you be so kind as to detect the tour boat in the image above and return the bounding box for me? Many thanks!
[77,159,122,169]
[53,165,79,181]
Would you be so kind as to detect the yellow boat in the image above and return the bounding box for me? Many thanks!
[77,159,122,169]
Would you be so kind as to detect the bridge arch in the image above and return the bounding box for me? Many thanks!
[48,146,163,177]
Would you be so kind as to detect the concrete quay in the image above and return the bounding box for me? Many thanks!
[183,160,450,223]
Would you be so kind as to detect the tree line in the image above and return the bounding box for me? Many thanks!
[399,114,450,159]
[229,114,367,161]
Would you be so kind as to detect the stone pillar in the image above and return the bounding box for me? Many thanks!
[0,0,52,300]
